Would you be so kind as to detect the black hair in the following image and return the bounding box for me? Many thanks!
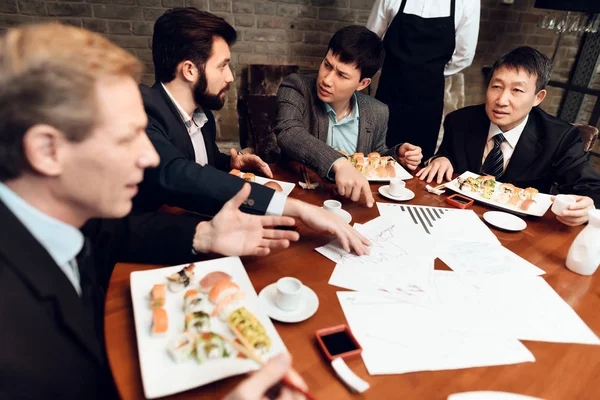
[327,25,385,80]
[489,46,552,92]
[152,8,236,83]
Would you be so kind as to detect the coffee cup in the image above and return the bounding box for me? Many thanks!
[388,178,407,196]
[552,194,576,216]
[274,277,303,311]
[323,199,342,213]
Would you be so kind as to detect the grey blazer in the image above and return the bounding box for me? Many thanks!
[275,73,399,178]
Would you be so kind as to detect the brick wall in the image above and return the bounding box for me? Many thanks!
[0,0,598,144]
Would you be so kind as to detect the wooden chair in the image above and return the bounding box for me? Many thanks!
[574,123,598,153]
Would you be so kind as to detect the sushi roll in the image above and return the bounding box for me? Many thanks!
[166,263,196,293]
[482,185,494,199]
[497,192,511,204]
[183,289,206,313]
[212,291,247,320]
[367,153,380,168]
[195,332,230,364]
[209,280,240,304]
[151,308,168,336]
[499,183,515,194]
[167,331,196,362]
[185,311,211,334]
[466,177,479,192]
[523,187,538,200]
[229,169,241,176]
[150,284,166,309]
[228,307,271,355]
[199,271,232,294]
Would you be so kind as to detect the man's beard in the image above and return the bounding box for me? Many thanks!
[193,74,229,111]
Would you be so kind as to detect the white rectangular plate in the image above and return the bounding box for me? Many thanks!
[234,171,295,196]
[445,171,552,217]
[366,163,413,182]
[130,257,287,399]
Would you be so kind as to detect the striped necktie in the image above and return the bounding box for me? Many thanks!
[481,133,506,178]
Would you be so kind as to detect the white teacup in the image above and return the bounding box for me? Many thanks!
[323,199,342,213]
[389,178,407,197]
[274,277,303,311]
[552,194,576,216]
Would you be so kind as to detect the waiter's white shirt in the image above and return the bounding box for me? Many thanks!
[366,0,480,76]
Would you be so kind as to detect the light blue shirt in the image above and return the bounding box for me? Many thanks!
[325,93,360,155]
[0,182,84,296]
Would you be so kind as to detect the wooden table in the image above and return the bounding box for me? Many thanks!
[105,165,600,400]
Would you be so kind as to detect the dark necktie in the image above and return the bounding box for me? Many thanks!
[481,133,506,178]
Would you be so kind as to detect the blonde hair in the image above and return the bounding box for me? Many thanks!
[0,22,142,180]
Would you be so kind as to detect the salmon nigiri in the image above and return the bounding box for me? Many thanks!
[211,291,246,320]
[209,280,240,304]
[199,271,232,293]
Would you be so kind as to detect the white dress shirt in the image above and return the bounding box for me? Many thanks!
[0,182,84,296]
[482,115,529,172]
[366,0,480,76]
[161,84,287,216]
[162,83,209,166]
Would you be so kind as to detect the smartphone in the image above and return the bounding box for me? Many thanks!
[315,325,362,361]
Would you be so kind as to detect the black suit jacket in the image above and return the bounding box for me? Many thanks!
[133,83,275,216]
[437,104,600,205]
[0,201,201,400]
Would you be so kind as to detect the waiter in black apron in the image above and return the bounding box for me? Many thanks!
[367,0,479,162]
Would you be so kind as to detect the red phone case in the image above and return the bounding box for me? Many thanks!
[446,193,474,209]
[315,324,363,361]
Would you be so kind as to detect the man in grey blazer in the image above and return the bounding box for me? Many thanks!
[275,26,423,207]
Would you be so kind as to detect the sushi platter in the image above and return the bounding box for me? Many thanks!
[130,256,287,399]
[229,169,296,196]
[445,171,552,217]
[342,151,413,181]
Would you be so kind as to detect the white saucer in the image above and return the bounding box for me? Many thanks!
[378,185,415,201]
[483,211,527,232]
[448,391,543,400]
[258,283,319,323]
[321,207,352,224]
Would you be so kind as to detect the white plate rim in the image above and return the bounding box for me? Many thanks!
[129,257,287,398]
[258,283,319,323]
[378,185,415,201]
[483,211,527,231]
[366,162,413,182]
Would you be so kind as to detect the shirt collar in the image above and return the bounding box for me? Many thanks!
[324,92,360,122]
[488,113,529,149]
[161,83,208,132]
[0,182,84,267]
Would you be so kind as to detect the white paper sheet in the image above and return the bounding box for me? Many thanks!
[438,242,546,277]
[337,292,536,375]
[376,203,499,245]
[317,217,436,296]
[429,271,600,345]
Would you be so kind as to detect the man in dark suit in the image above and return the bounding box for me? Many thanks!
[275,26,423,207]
[417,46,600,226]
[0,23,303,400]
[135,8,371,255]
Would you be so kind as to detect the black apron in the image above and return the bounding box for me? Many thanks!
[376,0,456,161]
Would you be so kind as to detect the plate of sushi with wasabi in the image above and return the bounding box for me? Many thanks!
[130,256,287,399]
[445,171,552,217]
